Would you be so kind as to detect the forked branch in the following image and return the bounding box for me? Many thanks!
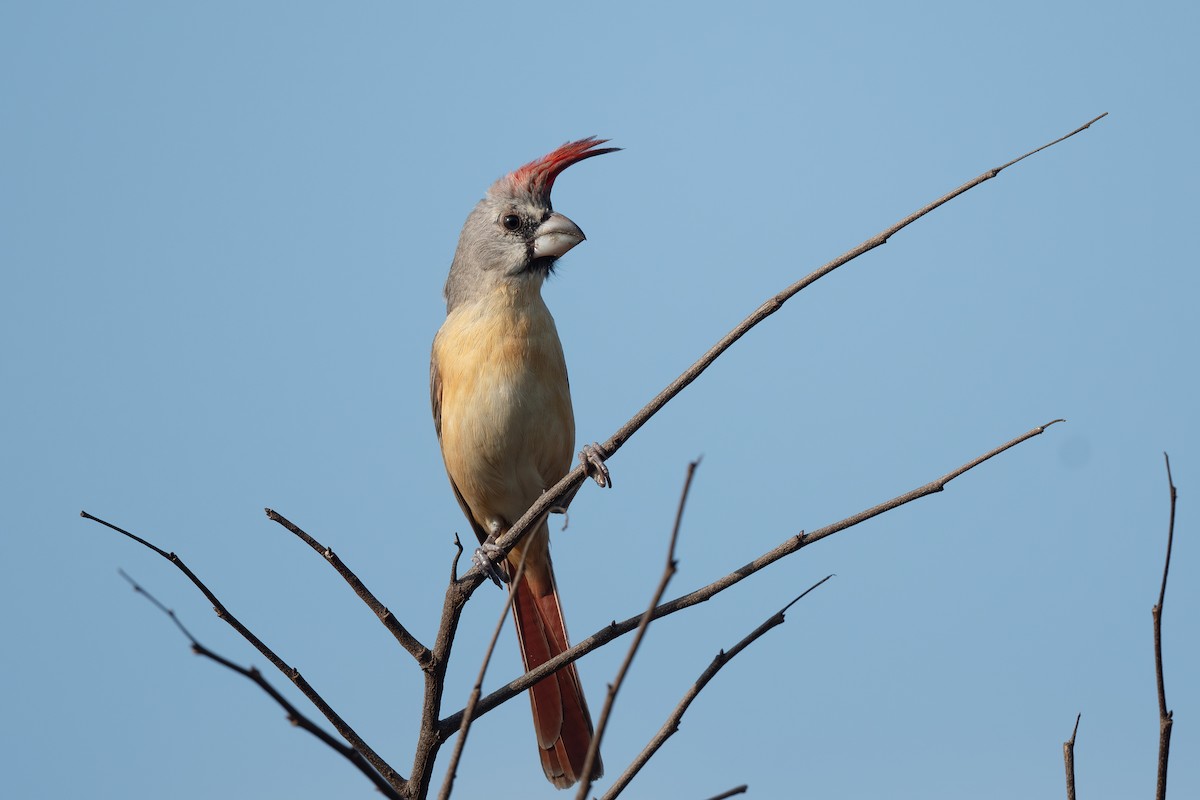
[115,569,401,800]
[441,419,1063,733]
[78,510,407,794]
[436,554,528,800]
[602,576,833,799]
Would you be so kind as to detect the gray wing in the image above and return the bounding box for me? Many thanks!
[431,348,489,546]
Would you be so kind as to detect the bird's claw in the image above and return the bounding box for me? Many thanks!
[472,536,507,587]
[579,442,612,488]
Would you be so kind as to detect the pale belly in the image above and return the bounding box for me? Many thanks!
[434,295,575,530]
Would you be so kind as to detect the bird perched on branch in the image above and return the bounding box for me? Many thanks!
[431,138,617,787]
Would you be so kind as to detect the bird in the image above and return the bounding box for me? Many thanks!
[430,137,617,788]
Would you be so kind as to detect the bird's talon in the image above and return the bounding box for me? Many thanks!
[579,442,612,488]
[472,538,507,587]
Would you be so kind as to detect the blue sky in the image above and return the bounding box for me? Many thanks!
[3,2,1197,798]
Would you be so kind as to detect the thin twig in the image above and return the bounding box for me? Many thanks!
[115,569,401,800]
[436,553,528,800]
[1153,453,1177,800]
[264,508,433,668]
[472,114,1107,590]
[440,420,1063,732]
[702,786,748,800]
[79,511,407,794]
[602,577,833,800]
[450,533,464,581]
[1063,712,1080,800]
[575,459,700,800]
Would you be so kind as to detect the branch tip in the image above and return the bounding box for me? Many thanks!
[781,574,835,614]
[703,785,749,800]
[995,113,1108,172]
[1064,712,1081,800]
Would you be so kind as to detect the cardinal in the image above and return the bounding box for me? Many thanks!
[430,138,617,787]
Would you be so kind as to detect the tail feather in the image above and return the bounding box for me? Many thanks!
[511,567,602,788]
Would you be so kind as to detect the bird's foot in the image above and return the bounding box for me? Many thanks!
[579,442,612,488]
[472,535,507,588]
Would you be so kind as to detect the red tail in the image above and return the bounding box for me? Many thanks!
[510,563,602,788]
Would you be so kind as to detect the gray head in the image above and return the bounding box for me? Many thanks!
[443,137,619,313]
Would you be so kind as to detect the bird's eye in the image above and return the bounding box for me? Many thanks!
[501,214,521,231]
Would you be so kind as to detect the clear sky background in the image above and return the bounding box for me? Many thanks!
[3,2,1197,799]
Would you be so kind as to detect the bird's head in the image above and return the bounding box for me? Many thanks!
[444,137,618,311]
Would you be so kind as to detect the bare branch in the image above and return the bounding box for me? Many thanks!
[472,114,1106,590]
[116,569,402,800]
[1153,453,1177,800]
[437,553,528,800]
[602,576,833,800]
[264,507,433,669]
[408,546,475,798]
[440,420,1062,732]
[575,459,700,800]
[1063,713,1080,800]
[79,511,407,794]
